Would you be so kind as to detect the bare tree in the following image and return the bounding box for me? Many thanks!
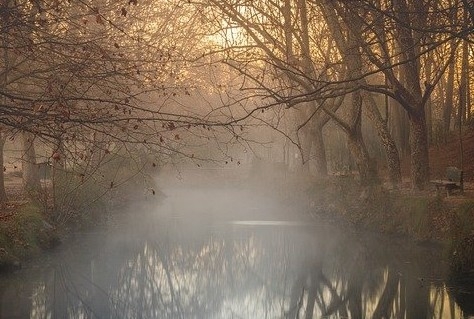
[316,0,468,189]
[1,0,232,207]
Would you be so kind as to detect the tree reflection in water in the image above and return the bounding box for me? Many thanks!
[0,191,470,319]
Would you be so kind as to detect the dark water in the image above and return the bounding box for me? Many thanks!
[0,187,473,318]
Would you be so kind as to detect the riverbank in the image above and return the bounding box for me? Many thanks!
[302,176,474,276]
[1,163,473,275]
[0,169,165,272]
[0,202,59,271]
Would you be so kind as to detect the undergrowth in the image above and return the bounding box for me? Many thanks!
[0,204,58,270]
[449,201,474,275]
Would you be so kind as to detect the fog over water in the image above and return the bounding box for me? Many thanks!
[0,169,472,318]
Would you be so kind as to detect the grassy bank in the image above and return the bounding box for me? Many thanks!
[0,203,59,271]
[306,177,474,275]
[0,167,162,273]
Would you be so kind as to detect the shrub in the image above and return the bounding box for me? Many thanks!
[0,203,58,270]
[450,201,474,275]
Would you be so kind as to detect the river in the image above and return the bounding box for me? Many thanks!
[0,186,472,318]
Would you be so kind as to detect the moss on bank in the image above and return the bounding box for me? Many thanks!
[0,204,59,271]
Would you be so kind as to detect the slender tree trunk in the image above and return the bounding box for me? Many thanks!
[388,39,411,156]
[296,101,330,177]
[459,38,469,125]
[443,43,457,138]
[348,91,376,186]
[298,124,312,174]
[296,0,329,177]
[283,0,293,62]
[311,124,328,176]
[0,133,7,204]
[445,61,455,134]
[348,131,374,186]
[363,92,402,187]
[22,132,41,197]
[390,98,411,156]
[424,52,434,143]
[467,62,472,121]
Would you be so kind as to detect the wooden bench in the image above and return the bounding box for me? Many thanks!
[430,166,463,196]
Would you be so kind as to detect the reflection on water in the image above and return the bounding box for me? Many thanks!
[0,187,472,318]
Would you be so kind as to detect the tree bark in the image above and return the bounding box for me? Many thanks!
[459,37,469,125]
[363,92,402,187]
[390,97,410,156]
[21,132,41,197]
[347,97,376,186]
[311,123,328,176]
[408,108,430,189]
[0,133,7,204]
[444,48,456,137]
[297,104,330,177]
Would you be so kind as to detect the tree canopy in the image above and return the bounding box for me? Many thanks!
[1,0,473,198]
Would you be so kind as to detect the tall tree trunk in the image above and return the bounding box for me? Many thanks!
[320,2,377,186]
[424,51,434,143]
[388,39,411,156]
[444,56,455,135]
[298,105,330,177]
[443,41,458,138]
[363,92,402,187]
[467,59,472,121]
[348,132,374,186]
[0,133,7,204]
[459,38,469,125]
[390,97,411,156]
[346,95,376,186]
[394,0,431,189]
[296,0,329,177]
[408,108,430,189]
[22,132,41,197]
[347,129,374,187]
[298,123,312,174]
[348,91,376,186]
[311,123,328,176]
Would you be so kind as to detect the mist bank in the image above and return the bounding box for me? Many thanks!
[2,160,472,278]
[156,162,474,277]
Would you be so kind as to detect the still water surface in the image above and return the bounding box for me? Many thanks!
[0,187,473,318]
